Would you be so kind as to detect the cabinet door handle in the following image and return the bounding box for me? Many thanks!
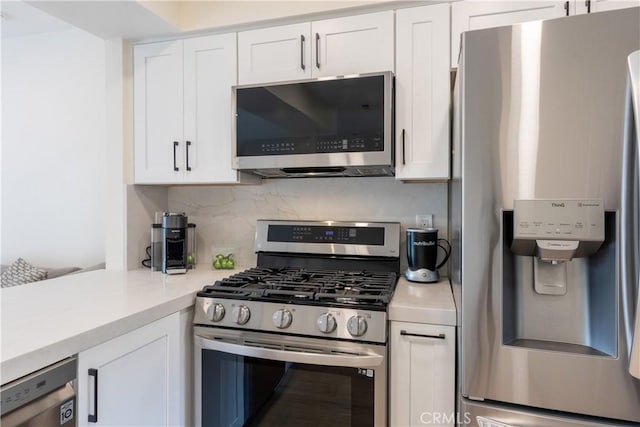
[186,140,192,171]
[564,1,570,15]
[173,141,179,172]
[400,330,446,340]
[315,33,320,69]
[585,0,591,13]
[88,368,98,423]
[402,129,406,165]
[300,35,306,71]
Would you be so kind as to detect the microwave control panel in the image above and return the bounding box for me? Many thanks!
[512,199,604,242]
[238,136,383,156]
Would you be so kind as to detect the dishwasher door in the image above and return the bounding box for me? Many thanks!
[1,357,77,427]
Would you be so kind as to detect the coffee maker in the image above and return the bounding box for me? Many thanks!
[150,213,196,274]
[405,228,450,283]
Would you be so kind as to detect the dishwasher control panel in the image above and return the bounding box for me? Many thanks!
[1,357,76,417]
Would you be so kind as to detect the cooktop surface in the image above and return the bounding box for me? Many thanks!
[198,267,397,310]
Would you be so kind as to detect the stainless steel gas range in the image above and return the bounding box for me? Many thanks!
[193,220,400,427]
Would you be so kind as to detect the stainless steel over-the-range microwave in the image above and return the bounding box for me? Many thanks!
[232,72,394,178]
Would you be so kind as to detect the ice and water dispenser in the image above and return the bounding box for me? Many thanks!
[503,199,617,357]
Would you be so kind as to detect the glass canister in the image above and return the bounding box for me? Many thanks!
[187,223,196,269]
[151,223,163,272]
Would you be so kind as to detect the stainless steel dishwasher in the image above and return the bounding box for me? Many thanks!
[1,357,77,427]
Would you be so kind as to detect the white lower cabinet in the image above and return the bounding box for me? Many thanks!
[390,321,455,427]
[77,311,190,427]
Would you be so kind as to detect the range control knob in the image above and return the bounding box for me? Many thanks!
[316,313,337,334]
[347,315,368,337]
[231,305,251,325]
[206,303,225,322]
[272,309,293,329]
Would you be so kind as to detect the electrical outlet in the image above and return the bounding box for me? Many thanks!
[416,214,433,229]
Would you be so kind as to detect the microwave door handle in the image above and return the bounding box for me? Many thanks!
[195,334,383,368]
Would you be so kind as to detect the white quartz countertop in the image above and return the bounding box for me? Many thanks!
[0,266,236,384]
[389,277,457,326]
[2,268,457,385]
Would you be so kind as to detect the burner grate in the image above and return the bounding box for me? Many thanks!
[198,267,397,308]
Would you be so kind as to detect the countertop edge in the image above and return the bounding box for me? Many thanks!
[1,277,200,385]
[0,291,196,384]
[388,278,457,326]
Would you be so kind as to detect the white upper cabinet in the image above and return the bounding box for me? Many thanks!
[395,3,450,181]
[311,11,394,78]
[183,34,239,183]
[576,0,640,13]
[238,11,394,84]
[238,23,312,85]
[134,34,253,184]
[451,1,568,67]
[134,41,183,183]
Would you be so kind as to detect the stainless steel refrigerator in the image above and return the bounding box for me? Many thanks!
[450,8,640,426]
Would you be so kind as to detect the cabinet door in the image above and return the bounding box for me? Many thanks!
[451,1,568,67]
[395,4,450,181]
[183,34,239,183]
[311,11,394,77]
[77,313,183,427]
[390,322,455,427]
[238,23,311,85]
[134,41,184,183]
[576,0,640,13]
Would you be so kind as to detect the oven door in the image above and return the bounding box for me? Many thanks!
[194,326,386,427]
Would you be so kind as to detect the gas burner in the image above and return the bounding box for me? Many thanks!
[198,267,397,309]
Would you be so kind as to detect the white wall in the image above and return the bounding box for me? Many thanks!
[172,1,385,32]
[1,28,107,268]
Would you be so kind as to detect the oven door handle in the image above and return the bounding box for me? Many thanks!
[195,334,383,368]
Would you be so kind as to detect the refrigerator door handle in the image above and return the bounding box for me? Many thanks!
[622,50,640,379]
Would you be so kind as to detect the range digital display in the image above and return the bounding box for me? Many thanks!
[267,225,385,245]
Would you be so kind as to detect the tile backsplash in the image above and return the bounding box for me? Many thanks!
[167,178,447,272]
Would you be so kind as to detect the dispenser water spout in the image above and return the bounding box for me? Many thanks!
[535,240,579,263]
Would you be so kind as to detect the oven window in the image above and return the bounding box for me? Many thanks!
[201,349,374,427]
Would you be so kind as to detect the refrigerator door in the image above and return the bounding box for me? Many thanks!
[624,50,640,379]
[458,7,640,422]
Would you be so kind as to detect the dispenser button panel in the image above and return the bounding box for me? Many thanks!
[513,199,604,242]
